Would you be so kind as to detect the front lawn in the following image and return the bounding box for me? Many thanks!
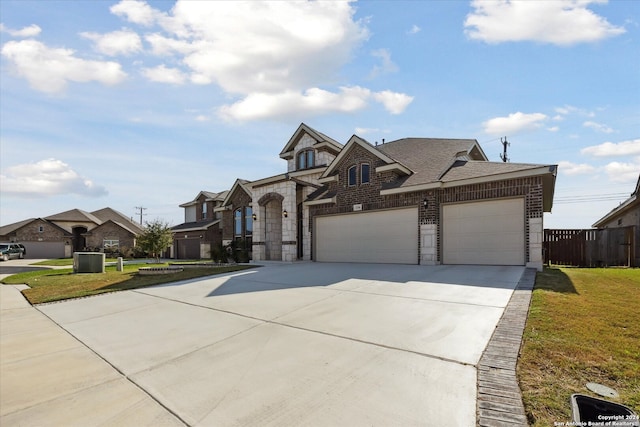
[517,267,640,425]
[1,263,255,304]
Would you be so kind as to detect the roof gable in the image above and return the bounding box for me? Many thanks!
[592,173,640,227]
[0,218,37,236]
[91,207,143,233]
[222,179,252,207]
[179,190,227,207]
[321,135,409,179]
[280,123,342,160]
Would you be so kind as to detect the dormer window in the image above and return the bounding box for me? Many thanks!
[297,149,315,170]
[202,202,207,219]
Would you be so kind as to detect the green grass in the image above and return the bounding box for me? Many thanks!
[517,267,640,426]
[1,263,256,304]
[31,258,121,266]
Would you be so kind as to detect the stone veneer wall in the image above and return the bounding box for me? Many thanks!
[253,181,297,262]
[287,134,337,172]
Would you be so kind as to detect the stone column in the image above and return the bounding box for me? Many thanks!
[527,217,543,271]
[420,224,438,265]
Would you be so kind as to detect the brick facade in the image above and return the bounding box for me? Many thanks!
[3,219,70,243]
[85,221,137,254]
[309,142,546,266]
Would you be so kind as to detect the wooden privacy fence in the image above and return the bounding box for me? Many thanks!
[544,226,636,267]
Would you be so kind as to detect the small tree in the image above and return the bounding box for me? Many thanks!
[136,219,173,262]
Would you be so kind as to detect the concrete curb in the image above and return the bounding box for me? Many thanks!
[477,268,536,427]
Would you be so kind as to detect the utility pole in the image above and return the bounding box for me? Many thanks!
[500,136,510,162]
[134,206,147,225]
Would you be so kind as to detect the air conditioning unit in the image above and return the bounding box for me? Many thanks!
[73,252,105,273]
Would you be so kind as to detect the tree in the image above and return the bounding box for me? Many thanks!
[136,219,173,262]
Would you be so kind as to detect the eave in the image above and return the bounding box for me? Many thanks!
[303,197,337,206]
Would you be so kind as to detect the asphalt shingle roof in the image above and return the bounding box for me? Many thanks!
[440,160,548,183]
[375,138,478,187]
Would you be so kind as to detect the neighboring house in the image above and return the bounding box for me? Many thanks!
[171,190,228,259]
[0,208,144,259]
[592,174,640,266]
[220,179,254,259]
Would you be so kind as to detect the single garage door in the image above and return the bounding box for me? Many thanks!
[24,241,66,259]
[442,198,524,265]
[315,207,418,264]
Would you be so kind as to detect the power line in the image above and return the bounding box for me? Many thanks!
[134,206,147,225]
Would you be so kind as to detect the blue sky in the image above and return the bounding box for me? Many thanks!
[1,0,638,229]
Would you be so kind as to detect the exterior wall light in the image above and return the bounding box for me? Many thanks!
[423,199,429,209]
[283,210,288,218]
[252,213,257,221]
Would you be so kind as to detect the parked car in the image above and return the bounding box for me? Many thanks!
[16,243,26,257]
[0,243,23,261]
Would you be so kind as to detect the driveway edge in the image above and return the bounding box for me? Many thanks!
[476,267,536,427]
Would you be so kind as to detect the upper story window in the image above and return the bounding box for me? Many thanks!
[297,149,315,170]
[348,165,357,186]
[245,207,253,235]
[361,163,370,184]
[38,225,44,232]
[234,208,242,236]
[202,202,208,219]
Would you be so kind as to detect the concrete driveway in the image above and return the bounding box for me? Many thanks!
[10,263,525,426]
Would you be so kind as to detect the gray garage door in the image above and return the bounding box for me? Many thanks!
[442,198,525,265]
[314,207,418,264]
[24,241,66,259]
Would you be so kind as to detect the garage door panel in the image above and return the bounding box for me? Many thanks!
[443,199,524,266]
[315,208,417,264]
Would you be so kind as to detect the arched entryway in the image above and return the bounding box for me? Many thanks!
[258,192,284,261]
[72,226,88,252]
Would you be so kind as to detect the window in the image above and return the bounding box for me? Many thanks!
[297,149,315,170]
[234,209,242,236]
[38,225,44,233]
[202,202,207,219]
[348,165,357,186]
[361,163,370,184]
[103,239,119,253]
[245,207,253,235]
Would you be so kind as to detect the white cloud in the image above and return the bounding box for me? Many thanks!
[110,0,161,26]
[547,126,560,132]
[218,86,412,122]
[0,159,108,197]
[80,29,142,56]
[372,90,413,114]
[581,139,640,157]
[1,40,126,94]
[558,160,596,176]
[603,159,640,183]
[141,65,186,84]
[408,24,421,35]
[482,112,547,135]
[464,0,625,45]
[0,24,42,38]
[356,127,388,135]
[369,48,399,79]
[583,120,614,133]
[110,1,411,121]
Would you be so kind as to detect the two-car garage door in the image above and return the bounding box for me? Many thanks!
[442,198,524,265]
[314,207,418,264]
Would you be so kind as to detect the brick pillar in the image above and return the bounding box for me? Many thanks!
[420,224,438,265]
[527,217,543,271]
